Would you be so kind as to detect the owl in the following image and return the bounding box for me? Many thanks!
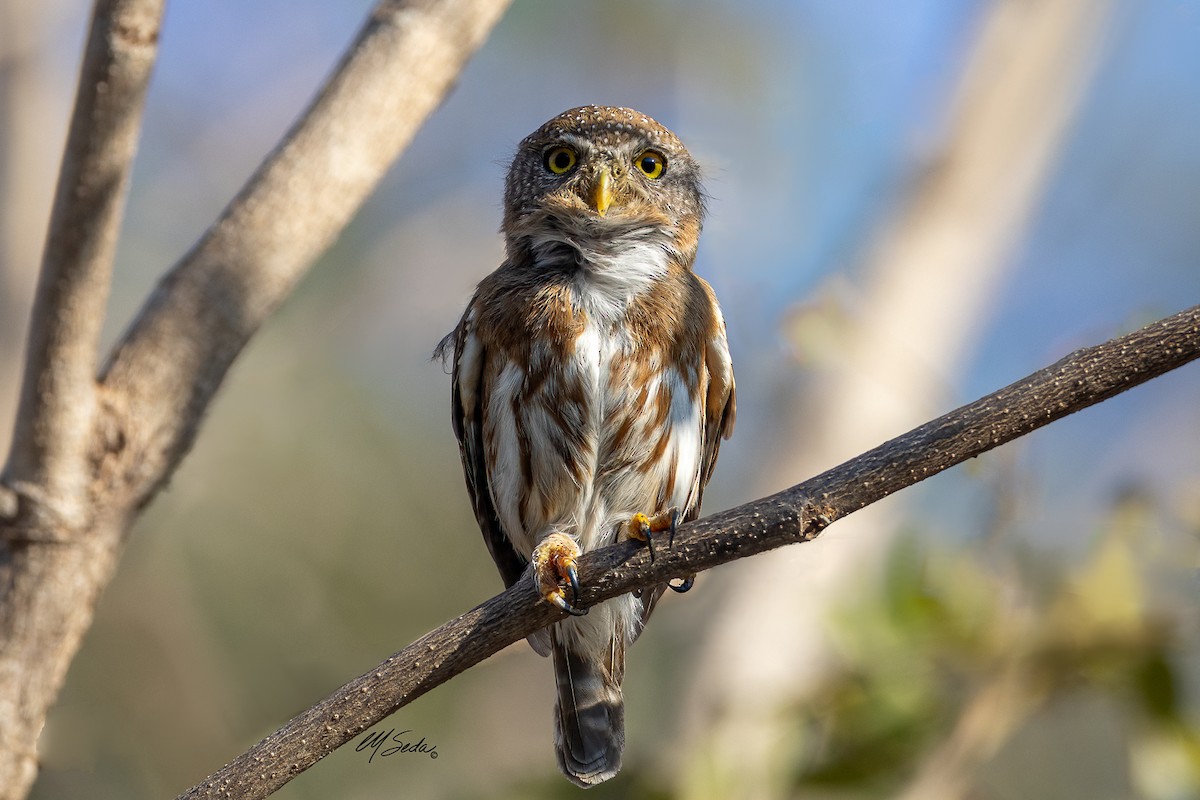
[441,106,735,786]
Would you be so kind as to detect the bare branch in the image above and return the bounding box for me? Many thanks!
[0,3,510,798]
[0,3,162,796]
[98,0,512,511]
[177,306,1200,799]
[1,0,163,528]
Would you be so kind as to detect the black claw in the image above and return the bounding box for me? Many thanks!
[550,593,588,617]
[644,527,657,562]
[668,508,681,549]
[567,564,582,607]
[668,575,694,593]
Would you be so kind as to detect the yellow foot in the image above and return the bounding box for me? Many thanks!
[533,532,587,617]
[626,508,680,562]
[626,507,695,593]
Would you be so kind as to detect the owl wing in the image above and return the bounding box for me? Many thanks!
[637,287,737,629]
[445,306,529,589]
[691,308,737,523]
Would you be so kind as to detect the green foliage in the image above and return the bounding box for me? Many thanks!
[781,494,1200,798]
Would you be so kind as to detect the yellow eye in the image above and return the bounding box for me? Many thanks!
[544,146,577,175]
[635,149,666,179]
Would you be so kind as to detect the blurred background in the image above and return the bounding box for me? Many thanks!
[3,1,1199,798]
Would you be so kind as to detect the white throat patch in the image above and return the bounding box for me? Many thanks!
[528,223,672,323]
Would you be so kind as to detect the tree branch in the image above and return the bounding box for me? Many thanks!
[98,0,512,511]
[0,3,511,798]
[0,3,163,796]
[177,305,1200,799]
[1,0,163,529]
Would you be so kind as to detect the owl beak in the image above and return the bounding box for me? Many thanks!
[590,169,613,217]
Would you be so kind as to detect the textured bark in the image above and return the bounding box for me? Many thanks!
[0,2,164,795]
[177,305,1200,800]
[3,0,163,529]
[0,2,512,798]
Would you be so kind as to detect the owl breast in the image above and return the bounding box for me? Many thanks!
[482,296,704,562]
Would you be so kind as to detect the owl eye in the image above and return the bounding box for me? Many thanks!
[544,146,577,175]
[635,149,666,179]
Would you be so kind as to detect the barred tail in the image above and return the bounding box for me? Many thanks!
[552,637,624,787]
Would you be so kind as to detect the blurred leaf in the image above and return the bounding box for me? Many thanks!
[1131,723,1200,800]
[1136,649,1180,722]
[790,669,941,791]
[780,505,1200,800]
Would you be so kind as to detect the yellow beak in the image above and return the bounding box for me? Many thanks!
[591,169,613,217]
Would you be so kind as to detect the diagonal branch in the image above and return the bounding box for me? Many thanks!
[1,0,164,528]
[97,0,512,511]
[177,304,1200,800]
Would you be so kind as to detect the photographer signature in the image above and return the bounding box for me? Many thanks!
[355,728,439,763]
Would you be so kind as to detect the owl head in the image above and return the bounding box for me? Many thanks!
[502,106,705,268]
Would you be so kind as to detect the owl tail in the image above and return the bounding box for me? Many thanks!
[552,636,625,787]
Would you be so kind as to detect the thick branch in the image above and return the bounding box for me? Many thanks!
[0,3,162,797]
[0,3,510,799]
[178,305,1200,800]
[98,0,512,511]
[1,0,163,528]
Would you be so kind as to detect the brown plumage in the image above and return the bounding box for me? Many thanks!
[442,106,735,787]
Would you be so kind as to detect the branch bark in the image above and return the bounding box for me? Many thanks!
[0,3,163,795]
[0,2,511,798]
[99,0,512,512]
[2,0,163,530]
[177,304,1200,800]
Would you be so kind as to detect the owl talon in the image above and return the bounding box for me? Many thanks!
[626,508,681,562]
[627,513,653,561]
[534,533,588,617]
[549,591,588,617]
[567,563,582,607]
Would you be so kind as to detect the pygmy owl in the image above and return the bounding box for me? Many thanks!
[441,105,735,786]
